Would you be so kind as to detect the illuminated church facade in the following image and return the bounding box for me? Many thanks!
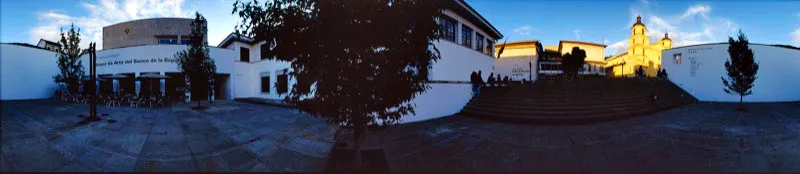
[604,16,672,77]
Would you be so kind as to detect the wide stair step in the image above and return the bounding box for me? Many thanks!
[459,78,697,124]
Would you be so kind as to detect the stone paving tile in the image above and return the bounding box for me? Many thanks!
[79,148,114,169]
[101,154,137,172]
[133,159,198,172]
[261,148,326,172]
[139,134,193,159]
[195,155,233,172]
[54,159,102,172]
[246,138,281,157]
[220,147,259,170]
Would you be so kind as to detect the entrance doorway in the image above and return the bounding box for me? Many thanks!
[165,72,185,101]
[215,74,231,99]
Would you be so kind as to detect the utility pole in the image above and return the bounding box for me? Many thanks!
[88,42,98,120]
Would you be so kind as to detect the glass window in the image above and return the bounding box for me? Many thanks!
[240,47,250,62]
[260,74,270,93]
[461,25,473,48]
[674,53,682,64]
[485,39,494,56]
[158,39,171,44]
[475,34,484,52]
[276,70,289,94]
[180,39,189,45]
[438,16,456,42]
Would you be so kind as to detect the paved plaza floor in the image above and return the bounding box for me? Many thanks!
[376,102,800,173]
[2,100,799,173]
[1,100,338,172]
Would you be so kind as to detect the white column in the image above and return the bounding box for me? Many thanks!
[135,72,141,96]
[160,72,166,96]
[112,79,119,95]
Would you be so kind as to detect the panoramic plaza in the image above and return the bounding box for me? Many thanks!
[2,0,800,173]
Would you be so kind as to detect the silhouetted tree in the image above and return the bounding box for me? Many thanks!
[53,24,86,94]
[722,31,758,111]
[561,47,586,78]
[175,12,217,106]
[233,0,444,168]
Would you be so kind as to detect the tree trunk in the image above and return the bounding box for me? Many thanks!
[353,125,364,170]
[739,95,743,111]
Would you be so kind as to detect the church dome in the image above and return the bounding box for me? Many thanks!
[633,16,645,27]
[662,33,671,41]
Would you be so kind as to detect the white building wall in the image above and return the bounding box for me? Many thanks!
[78,45,235,99]
[662,44,800,102]
[81,45,234,75]
[0,44,60,100]
[400,40,496,123]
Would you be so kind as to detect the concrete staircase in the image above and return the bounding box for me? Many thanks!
[460,78,697,124]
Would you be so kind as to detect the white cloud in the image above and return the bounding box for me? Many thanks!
[792,28,800,46]
[511,26,534,36]
[29,0,191,49]
[607,40,628,55]
[608,2,740,56]
[638,3,738,47]
[573,29,581,40]
[679,4,711,20]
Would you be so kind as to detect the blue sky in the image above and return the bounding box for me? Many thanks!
[2,0,799,56]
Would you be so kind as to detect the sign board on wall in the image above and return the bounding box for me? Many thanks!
[96,53,178,67]
[686,47,712,77]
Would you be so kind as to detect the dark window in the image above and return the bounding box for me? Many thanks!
[438,16,456,42]
[461,25,473,48]
[260,75,270,93]
[180,39,189,45]
[261,44,269,59]
[276,72,288,94]
[486,39,494,56]
[240,47,250,62]
[475,34,484,52]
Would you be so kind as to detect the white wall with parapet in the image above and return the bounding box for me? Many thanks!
[0,44,60,100]
[401,40,495,123]
[662,44,800,102]
[430,40,495,81]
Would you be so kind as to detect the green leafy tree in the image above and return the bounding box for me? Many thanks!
[561,47,586,77]
[721,31,758,110]
[53,24,86,94]
[175,12,216,105]
[233,0,444,168]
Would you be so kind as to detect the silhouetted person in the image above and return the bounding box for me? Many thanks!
[503,76,510,86]
[470,71,478,95]
[496,74,501,86]
[478,71,485,85]
[487,73,495,87]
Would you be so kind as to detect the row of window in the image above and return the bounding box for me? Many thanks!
[260,70,289,94]
[239,44,273,62]
[157,39,190,45]
[438,16,495,57]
